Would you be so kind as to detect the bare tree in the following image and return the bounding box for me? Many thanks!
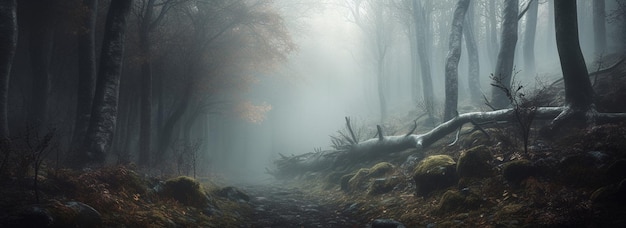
[463,0,480,103]
[411,0,436,123]
[81,0,133,165]
[0,0,17,142]
[523,0,538,78]
[490,0,518,109]
[550,0,595,128]
[593,0,606,56]
[71,0,98,151]
[443,0,470,121]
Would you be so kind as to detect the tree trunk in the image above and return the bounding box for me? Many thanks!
[593,0,606,56]
[0,0,17,141]
[412,0,435,122]
[487,0,499,70]
[157,79,193,164]
[523,0,538,79]
[443,0,470,121]
[490,0,519,109]
[463,0,480,103]
[554,0,594,112]
[27,1,54,128]
[72,0,98,150]
[80,0,132,165]
[138,6,154,167]
[409,27,420,104]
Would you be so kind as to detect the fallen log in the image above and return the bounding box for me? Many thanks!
[269,106,626,178]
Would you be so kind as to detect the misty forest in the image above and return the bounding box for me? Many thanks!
[1,0,626,227]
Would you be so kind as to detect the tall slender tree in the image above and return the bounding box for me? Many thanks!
[463,0,480,103]
[81,0,133,165]
[26,0,54,128]
[490,0,518,109]
[412,0,435,123]
[72,0,98,151]
[443,0,470,121]
[593,0,606,56]
[553,0,594,120]
[0,0,17,142]
[523,0,538,78]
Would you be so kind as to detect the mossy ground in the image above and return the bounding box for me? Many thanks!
[288,121,626,227]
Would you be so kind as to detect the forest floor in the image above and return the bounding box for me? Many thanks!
[1,56,625,227]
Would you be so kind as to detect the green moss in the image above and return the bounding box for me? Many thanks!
[161,176,209,208]
[367,176,401,195]
[368,162,394,178]
[502,159,535,183]
[340,173,355,192]
[457,145,493,178]
[412,155,457,196]
[434,190,482,214]
[347,168,370,192]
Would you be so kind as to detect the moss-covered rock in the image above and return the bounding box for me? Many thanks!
[591,178,626,203]
[502,159,535,183]
[367,176,402,195]
[462,130,491,148]
[340,173,355,192]
[412,155,457,196]
[160,176,210,208]
[347,168,370,192]
[368,162,394,178]
[557,153,605,186]
[434,189,482,214]
[457,145,493,178]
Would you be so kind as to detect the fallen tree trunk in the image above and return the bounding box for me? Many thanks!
[269,107,626,178]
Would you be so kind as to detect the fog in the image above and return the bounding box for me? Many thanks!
[204,0,626,184]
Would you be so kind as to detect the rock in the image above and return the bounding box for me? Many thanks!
[367,176,402,195]
[63,201,102,227]
[462,130,491,148]
[434,190,482,214]
[369,218,406,228]
[347,168,370,192]
[502,159,535,183]
[400,153,423,175]
[17,201,102,227]
[591,178,626,203]
[412,155,457,196]
[456,145,493,178]
[557,152,605,186]
[159,176,211,208]
[215,186,250,202]
[368,162,394,178]
[340,173,355,192]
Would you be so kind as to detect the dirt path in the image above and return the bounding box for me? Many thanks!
[239,184,365,228]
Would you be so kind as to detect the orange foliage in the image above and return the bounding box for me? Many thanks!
[235,101,272,123]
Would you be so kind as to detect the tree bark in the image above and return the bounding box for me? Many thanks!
[81,0,133,165]
[0,0,17,141]
[554,0,594,112]
[412,0,435,122]
[443,0,470,121]
[593,0,606,56]
[72,0,98,150]
[490,0,519,109]
[463,1,480,103]
[138,0,155,167]
[487,0,499,70]
[27,1,54,128]
[523,0,538,79]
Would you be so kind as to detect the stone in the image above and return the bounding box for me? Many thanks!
[435,190,482,214]
[369,218,406,228]
[456,145,493,178]
[159,176,211,208]
[215,186,250,202]
[367,176,401,195]
[368,162,394,178]
[412,155,457,196]
[502,159,535,183]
